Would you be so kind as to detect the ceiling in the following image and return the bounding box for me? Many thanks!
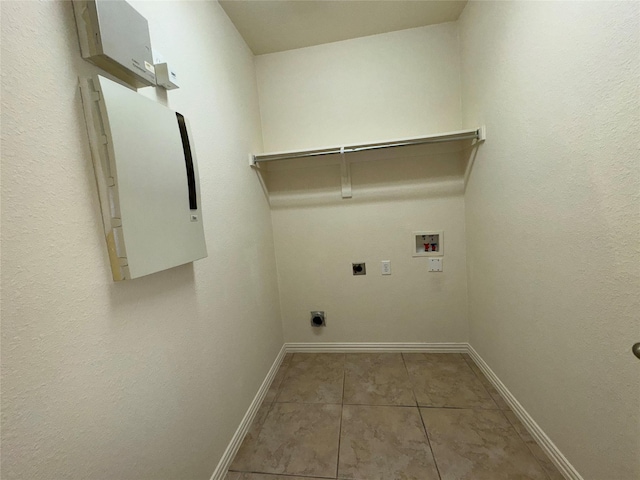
[219,0,468,55]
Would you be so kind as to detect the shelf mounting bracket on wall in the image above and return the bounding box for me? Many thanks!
[340,146,352,199]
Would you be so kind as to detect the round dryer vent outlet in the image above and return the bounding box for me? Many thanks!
[310,311,326,327]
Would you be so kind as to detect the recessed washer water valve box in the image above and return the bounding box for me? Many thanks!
[413,231,443,257]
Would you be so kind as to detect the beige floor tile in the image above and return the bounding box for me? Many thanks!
[343,353,415,406]
[263,362,290,403]
[404,353,498,409]
[503,411,535,440]
[462,355,511,410]
[229,402,274,471]
[277,353,345,404]
[527,444,566,480]
[504,411,565,480]
[281,353,294,365]
[421,408,548,480]
[224,472,240,480]
[290,352,345,366]
[338,405,439,480]
[404,352,467,364]
[230,402,341,477]
[238,474,330,480]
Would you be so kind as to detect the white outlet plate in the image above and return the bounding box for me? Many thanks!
[381,260,391,275]
[428,258,443,272]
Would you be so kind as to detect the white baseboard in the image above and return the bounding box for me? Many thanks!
[285,342,467,353]
[209,344,286,480]
[467,345,582,480]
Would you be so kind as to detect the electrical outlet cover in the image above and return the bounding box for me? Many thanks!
[381,260,391,275]
[428,258,443,272]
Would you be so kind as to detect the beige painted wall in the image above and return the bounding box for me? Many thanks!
[460,2,640,479]
[0,2,283,479]
[256,24,469,343]
[256,22,462,151]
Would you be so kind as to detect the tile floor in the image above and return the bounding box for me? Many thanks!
[226,353,564,480]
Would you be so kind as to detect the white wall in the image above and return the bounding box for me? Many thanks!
[460,2,640,479]
[0,2,283,479]
[256,24,469,343]
[256,22,462,151]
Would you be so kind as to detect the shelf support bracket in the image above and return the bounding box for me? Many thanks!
[477,125,486,142]
[340,146,352,199]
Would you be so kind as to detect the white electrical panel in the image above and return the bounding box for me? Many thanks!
[79,75,207,281]
[73,0,156,88]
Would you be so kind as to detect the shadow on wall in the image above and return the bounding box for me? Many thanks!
[107,263,196,325]
[262,141,478,209]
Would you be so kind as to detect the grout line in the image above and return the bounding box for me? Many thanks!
[342,404,423,409]
[229,469,336,479]
[260,400,276,429]
[402,353,443,479]
[269,402,505,410]
[418,406,443,480]
[335,364,346,479]
[342,402,419,407]
[400,352,419,408]
[418,405,502,410]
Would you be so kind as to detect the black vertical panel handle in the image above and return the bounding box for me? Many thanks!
[176,113,197,210]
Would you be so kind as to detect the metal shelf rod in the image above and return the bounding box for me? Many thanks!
[251,127,484,165]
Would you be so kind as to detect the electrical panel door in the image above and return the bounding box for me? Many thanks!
[80,75,207,280]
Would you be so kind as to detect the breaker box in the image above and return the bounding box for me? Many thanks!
[79,75,207,281]
[73,0,156,88]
